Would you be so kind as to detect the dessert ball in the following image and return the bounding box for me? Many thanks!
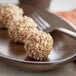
[8,16,37,43]
[0,4,23,28]
[24,31,53,61]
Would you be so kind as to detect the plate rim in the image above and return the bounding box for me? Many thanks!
[0,4,76,65]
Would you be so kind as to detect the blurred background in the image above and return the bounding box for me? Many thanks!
[1,0,76,25]
[0,0,76,12]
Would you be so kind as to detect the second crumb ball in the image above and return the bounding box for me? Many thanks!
[0,4,23,28]
[24,30,53,61]
[8,16,37,43]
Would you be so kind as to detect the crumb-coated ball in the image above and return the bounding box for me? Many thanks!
[8,16,37,43]
[24,31,53,61]
[0,4,23,28]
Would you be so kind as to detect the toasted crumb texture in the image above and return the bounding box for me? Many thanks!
[24,31,53,61]
[0,4,23,28]
[8,16,37,43]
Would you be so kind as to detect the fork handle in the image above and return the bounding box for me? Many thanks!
[56,28,76,38]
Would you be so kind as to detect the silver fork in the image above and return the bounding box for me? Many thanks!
[30,13,76,38]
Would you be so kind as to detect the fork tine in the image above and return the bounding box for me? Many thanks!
[34,13,51,28]
[30,14,45,30]
[30,12,52,32]
[33,13,47,29]
[37,24,43,30]
[30,13,76,38]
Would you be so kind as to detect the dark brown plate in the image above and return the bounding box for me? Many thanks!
[0,5,76,71]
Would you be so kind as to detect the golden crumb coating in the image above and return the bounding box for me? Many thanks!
[0,4,23,28]
[24,30,53,61]
[8,16,37,43]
